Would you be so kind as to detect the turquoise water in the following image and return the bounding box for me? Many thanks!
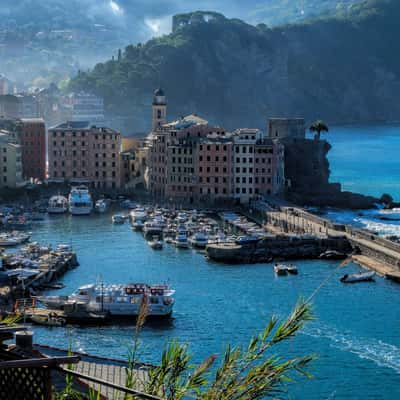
[31,213,400,399]
[29,125,400,399]
[327,124,400,201]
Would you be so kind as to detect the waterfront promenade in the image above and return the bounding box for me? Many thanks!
[264,205,400,277]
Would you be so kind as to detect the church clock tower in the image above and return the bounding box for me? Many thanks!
[152,88,167,131]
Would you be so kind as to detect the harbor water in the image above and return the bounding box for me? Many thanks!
[30,124,400,399]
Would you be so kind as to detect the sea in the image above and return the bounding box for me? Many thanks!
[29,124,400,399]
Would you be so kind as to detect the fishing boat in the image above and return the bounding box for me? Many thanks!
[95,199,109,213]
[189,232,209,249]
[37,283,175,317]
[112,214,126,224]
[148,236,163,250]
[340,271,376,283]
[274,264,288,276]
[69,186,93,215]
[47,195,68,214]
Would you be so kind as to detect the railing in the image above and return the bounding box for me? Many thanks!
[59,366,164,400]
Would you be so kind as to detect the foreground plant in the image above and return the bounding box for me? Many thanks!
[126,299,315,400]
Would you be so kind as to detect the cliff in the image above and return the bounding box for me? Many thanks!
[70,1,400,131]
[283,138,379,208]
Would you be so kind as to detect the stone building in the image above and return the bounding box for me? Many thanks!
[0,131,23,188]
[48,121,121,189]
[268,118,305,140]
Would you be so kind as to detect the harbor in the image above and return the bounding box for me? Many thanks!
[0,202,400,398]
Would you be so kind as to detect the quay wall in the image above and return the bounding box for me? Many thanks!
[206,236,351,264]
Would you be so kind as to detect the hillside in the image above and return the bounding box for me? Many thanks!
[0,0,363,87]
[68,0,400,131]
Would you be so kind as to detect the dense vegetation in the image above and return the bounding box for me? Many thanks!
[0,0,364,87]
[69,0,400,131]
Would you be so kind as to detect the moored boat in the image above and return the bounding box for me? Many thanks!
[0,232,30,247]
[69,186,93,215]
[148,236,163,250]
[274,264,288,276]
[174,231,189,249]
[112,214,126,224]
[31,313,66,327]
[189,232,209,249]
[37,283,175,317]
[47,195,68,214]
[340,271,375,283]
[95,199,110,213]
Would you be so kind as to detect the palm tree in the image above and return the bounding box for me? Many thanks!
[310,120,329,140]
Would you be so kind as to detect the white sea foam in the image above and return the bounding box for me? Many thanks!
[325,209,400,237]
[304,324,400,374]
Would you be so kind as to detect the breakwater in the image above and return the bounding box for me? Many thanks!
[264,206,400,275]
[206,235,351,264]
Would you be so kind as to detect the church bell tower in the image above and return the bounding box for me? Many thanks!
[152,88,167,131]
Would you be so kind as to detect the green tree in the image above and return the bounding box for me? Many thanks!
[310,120,329,140]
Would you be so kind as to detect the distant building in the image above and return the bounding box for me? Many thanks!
[268,118,305,140]
[17,94,39,118]
[19,118,46,181]
[0,75,13,96]
[48,121,121,189]
[0,131,23,188]
[0,95,20,119]
[66,92,105,125]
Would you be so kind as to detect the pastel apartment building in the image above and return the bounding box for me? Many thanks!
[147,89,285,204]
[48,121,121,189]
[0,131,23,189]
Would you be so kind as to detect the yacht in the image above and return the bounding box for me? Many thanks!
[189,232,209,249]
[130,208,147,222]
[37,283,175,317]
[143,220,165,238]
[47,195,68,214]
[69,186,93,215]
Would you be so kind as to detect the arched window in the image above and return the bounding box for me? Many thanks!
[157,109,162,119]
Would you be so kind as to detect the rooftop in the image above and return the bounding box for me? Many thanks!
[163,114,208,129]
[49,121,118,134]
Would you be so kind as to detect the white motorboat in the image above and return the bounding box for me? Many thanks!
[132,220,144,231]
[189,232,209,249]
[174,232,189,249]
[274,264,288,276]
[37,283,175,317]
[0,232,30,247]
[112,214,126,224]
[378,208,400,221]
[143,220,164,237]
[47,195,68,214]
[340,271,375,283]
[69,186,93,215]
[130,208,147,222]
[95,199,109,213]
[148,237,163,250]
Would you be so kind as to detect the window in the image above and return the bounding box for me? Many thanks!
[242,158,246,163]
[236,157,240,163]
[236,177,240,183]
[242,188,246,194]
[236,188,240,194]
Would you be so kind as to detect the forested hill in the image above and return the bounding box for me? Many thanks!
[69,0,400,131]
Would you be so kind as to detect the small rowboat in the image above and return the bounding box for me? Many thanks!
[340,271,375,283]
